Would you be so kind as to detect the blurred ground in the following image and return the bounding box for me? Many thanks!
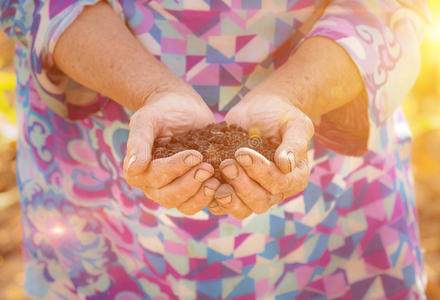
[1,3,440,300]
[401,2,440,297]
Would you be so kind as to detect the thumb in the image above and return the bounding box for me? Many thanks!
[275,115,314,174]
[124,109,157,176]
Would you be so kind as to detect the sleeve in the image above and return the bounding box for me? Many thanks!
[0,0,125,120]
[304,0,430,155]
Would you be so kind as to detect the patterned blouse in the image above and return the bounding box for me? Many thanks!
[0,0,430,299]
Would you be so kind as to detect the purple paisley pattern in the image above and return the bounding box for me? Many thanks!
[1,0,430,299]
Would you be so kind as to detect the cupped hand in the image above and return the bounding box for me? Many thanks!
[123,88,221,215]
[208,92,314,219]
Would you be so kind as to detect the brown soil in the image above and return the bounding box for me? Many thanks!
[152,121,280,182]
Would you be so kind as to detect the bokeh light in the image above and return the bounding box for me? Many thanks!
[0,1,439,299]
[50,225,66,236]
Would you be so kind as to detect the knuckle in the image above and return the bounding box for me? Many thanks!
[235,185,253,201]
[180,197,205,215]
[267,185,281,195]
[298,178,309,191]
[144,178,162,189]
[179,182,198,198]
[288,178,308,195]
[286,185,301,197]
[153,190,175,209]
[236,190,267,214]
[271,193,285,205]
[274,176,291,193]
[252,200,271,214]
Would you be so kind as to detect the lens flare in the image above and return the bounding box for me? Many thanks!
[50,225,65,235]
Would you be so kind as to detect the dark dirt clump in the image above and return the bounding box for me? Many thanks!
[152,121,280,182]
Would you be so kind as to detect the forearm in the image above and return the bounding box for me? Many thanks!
[256,36,364,119]
[53,1,185,111]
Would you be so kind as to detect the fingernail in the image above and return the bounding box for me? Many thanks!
[204,186,215,197]
[221,164,238,180]
[128,155,137,169]
[184,154,201,166]
[236,154,252,167]
[208,201,219,208]
[195,169,212,182]
[216,195,232,205]
[287,152,295,172]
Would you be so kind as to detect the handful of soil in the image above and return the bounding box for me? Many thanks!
[152,121,280,182]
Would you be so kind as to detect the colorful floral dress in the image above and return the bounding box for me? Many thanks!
[0,0,430,299]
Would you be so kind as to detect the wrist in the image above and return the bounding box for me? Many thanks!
[249,79,314,119]
[53,1,197,113]
[253,36,364,120]
[136,78,200,110]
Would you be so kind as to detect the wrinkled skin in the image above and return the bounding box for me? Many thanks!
[123,90,221,215]
[207,91,314,219]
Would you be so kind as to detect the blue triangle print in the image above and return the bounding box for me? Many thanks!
[227,277,255,298]
[207,248,233,264]
[294,221,312,238]
[207,45,234,64]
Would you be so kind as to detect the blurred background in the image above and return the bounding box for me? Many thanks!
[0,1,439,299]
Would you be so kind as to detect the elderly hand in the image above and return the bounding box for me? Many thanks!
[123,89,221,215]
[208,91,314,219]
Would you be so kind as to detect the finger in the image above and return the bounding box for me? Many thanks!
[236,147,310,196]
[268,192,285,206]
[144,162,214,209]
[220,159,272,214]
[275,157,311,197]
[207,184,233,216]
[177,177,221,215]
[275,113,314,174]
[285,158,311,195]
[126,150,203,189]
[207,201,227,216]
[235,147,276,192]
[235,147,293,194]
[123,108,157,176]
[209,184,252,219]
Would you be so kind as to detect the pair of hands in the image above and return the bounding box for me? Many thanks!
[52,2,357,219]
[123,83,314,219]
